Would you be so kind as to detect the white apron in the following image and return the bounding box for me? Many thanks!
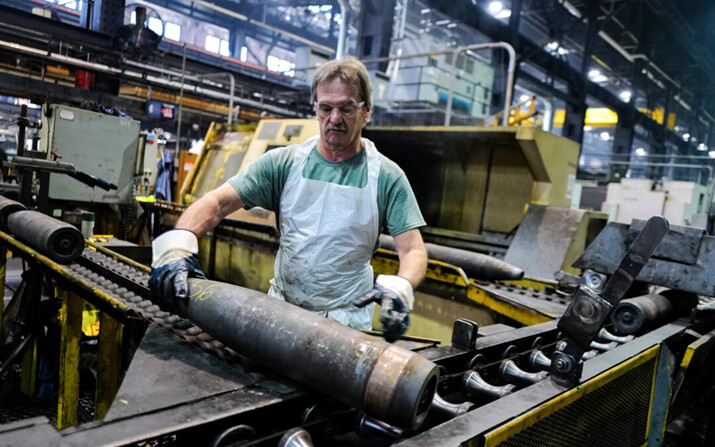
[268,135,380,329]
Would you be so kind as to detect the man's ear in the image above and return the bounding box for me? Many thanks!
[363,106,372,125]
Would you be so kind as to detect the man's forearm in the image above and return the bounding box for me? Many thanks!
[176,182,245,237]
[393,229,428,289]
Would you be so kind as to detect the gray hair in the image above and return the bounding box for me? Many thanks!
[311,57,373,109]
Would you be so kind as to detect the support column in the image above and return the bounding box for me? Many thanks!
[57,289,83,430]
[95,312,123,420]
[562,1,599,148]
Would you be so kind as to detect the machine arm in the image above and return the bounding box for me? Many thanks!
[550,215,669,387]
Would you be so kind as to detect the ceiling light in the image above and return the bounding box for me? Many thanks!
[709,150,715,159]
[421,8,431,14]
[600,132,611,141]
[447,22,458,28]
[635,148,647,156]
[488,1,503,13]
[495,9,512,18]
[520,94,530,102]
[588,69,608,83]
[698,143,708,151]
[682,133,690,141]
[619,91,631,102]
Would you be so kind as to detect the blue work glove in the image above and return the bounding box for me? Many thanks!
[354,275,415,342]
[149,229,206,312]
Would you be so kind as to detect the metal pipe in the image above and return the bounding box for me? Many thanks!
[0,196,26,232]
[462,370,515,399]
[123,60,303,118]
[430,393,474,418]
[176,43,187,153]
[163,278,439,431]
[379,234,523,281]
[336,0,349,59]
[7,210,84,264]
[198,72,236,124]
[499,360,549,385]
[610,293,674,335]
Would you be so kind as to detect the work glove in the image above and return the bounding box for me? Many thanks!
[354,275,415,342]
[149,229,206,311]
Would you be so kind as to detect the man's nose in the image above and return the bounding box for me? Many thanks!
[328,109,343,122]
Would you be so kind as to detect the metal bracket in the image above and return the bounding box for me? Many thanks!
[550,215,669,388]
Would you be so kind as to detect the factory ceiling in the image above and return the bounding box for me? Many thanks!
[0,0,712,148]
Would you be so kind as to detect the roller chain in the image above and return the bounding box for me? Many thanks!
[66,248,241,364]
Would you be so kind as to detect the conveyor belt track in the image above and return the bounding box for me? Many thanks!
[71,248,240,362]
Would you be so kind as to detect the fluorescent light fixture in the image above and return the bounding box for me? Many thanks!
[588,69,608,83]
[421,8,431,14]
[488,1,503,13]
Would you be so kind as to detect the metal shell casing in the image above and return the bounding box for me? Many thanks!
[169,278,439,431]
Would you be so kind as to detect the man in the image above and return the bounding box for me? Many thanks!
[150,57,427,341]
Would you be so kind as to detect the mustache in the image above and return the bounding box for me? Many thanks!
[326,124,347,132]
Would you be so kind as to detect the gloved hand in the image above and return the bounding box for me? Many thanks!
[354,275,415,342]
[149,229,206,311]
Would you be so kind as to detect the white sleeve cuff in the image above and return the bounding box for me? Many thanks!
[151,229,199,267]
[376,274,415,311]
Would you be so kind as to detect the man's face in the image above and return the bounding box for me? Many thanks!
[315,78,370,159]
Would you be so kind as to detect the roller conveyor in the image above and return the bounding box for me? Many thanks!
[0,215,714,446]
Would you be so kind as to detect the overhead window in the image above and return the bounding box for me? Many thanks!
[147,16,163,36]
[267,55,295,77]
[206,35,230,56]
[164,22,181,41]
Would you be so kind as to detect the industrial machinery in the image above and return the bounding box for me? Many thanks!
[0,190,713,446]
[38,104,141,206]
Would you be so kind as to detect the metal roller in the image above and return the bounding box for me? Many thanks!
[556,341,599,360]
[610,294,673,334]
[529,350,551,372]
[165,278,439,431]
[462,370,515,399]
[278,428,313,447]
[431,393,474,418]
[7,210,84,264]
[0,195,26,232]
[589,340,619,352]
[499,359,548,385]
[355,413,404,440]
[597,328,634,344]
[379,234,524,281]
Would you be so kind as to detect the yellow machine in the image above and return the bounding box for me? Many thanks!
[175,119,602,342]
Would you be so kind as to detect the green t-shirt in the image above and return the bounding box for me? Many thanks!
[228,142,425,238]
